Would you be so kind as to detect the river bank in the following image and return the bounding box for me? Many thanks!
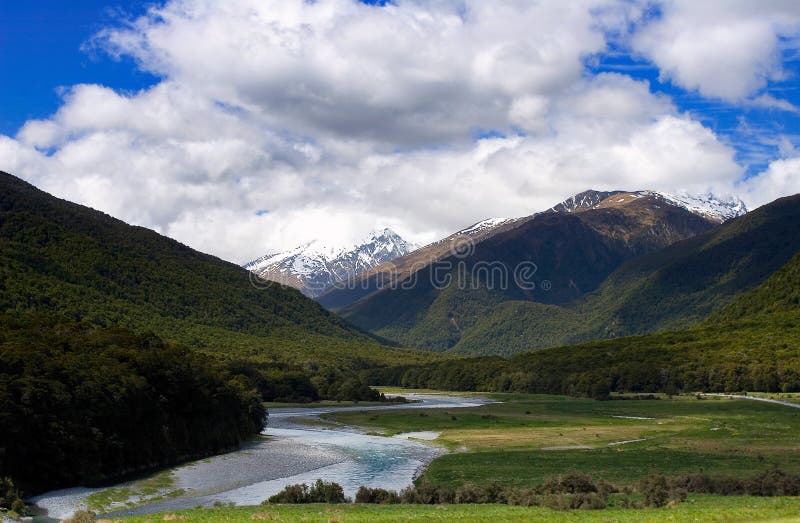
[29,393,490,520]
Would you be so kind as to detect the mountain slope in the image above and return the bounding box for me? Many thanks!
[341,191,720,351]
[450,193,800,356]
[0,171,438,368]
[383,250,800,395]
[245,229,418,298]
[320,190,745,311]
[509,248,800,395]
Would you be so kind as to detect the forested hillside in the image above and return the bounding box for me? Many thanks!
[0,171,441,369]
[373,250,800,396]
[451,194,800,356]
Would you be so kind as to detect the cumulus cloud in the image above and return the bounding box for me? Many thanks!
[0,0,797,264]
[632,0,800,100]
[740,156,800,207]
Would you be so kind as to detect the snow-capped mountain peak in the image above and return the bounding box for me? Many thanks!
[244,228,419,298]
[550,189,747,223]
[643,191,747,223]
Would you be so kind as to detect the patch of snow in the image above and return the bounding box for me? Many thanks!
[456,217,513,236]
[645,190,748,222]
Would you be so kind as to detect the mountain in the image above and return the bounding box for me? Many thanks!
[508,244,800,396]
[244,228,418,298]
[339,190,725,351]
[385,248,800,396]
[0,171,440,368]
[318,217,522,309]
[376,227,800,394]
[450,193,800,356]
[549,190,625,213]
[552,189,747,223]
[319,189,745,311]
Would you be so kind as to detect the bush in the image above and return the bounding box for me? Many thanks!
[668,469,800,497]
[505,487,540,507]
[542,472,598,494]
[0,477,26,516]
[266,480,347,504]
[639,474,686,507]
[354,486,400,504]
[454,483,504,504]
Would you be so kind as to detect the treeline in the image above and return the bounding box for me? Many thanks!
[228,361,382,403]
[0,313,266,496]
[365,320,800,398]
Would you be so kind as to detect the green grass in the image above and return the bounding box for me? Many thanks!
[322,393,800,486]
[118,496,800,522]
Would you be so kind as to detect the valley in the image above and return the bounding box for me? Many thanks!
[5,4,800,522]
[65,390,800,522]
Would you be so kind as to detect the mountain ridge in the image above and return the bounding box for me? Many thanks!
[319,189,746,310]
[245,228,418,298]
[339,189,724,351]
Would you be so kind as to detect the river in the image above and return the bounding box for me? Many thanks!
[29,393,489,520]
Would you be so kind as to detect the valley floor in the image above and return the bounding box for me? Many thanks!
[323,391,800,487]
[82,391,800,522]
[118,496,800,522]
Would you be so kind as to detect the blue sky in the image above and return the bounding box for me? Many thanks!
[0,1,158,134]
[1,0,799,262]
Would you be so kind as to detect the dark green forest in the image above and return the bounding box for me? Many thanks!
[0,313,265,495]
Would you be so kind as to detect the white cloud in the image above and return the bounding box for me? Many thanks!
[92,0,617,147]
[0,0,796,264]
[632,0,800,100]
[749,94,800,113]
[740,157,800,207]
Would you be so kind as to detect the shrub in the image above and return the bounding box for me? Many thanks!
[542,472,599,494]
[505,487,540,507]
[0,477,26,516]
[454,483,504,504]
[266,480,347,504]
[639,474,670,507]
[354,486,400,504]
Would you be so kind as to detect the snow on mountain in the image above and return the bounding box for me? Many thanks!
[244,228,419,298]
[457,217,516,235]
[645,191,748,223]
[549,190,625,214]
[550,189,747,223]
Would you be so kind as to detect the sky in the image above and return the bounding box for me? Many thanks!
[1,0,800,264]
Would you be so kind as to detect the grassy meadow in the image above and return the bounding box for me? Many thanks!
[321,393,800,487]
[116,496,800,522]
